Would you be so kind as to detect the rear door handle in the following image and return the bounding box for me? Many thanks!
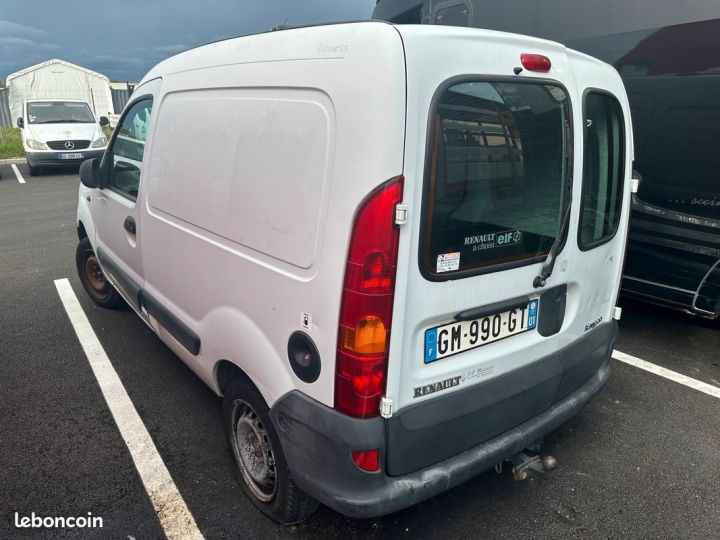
[123,216,136,235]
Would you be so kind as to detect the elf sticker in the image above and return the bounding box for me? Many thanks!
[463,229,523,252]
[436,252,460,273]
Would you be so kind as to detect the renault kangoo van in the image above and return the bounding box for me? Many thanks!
[75,22,632,524]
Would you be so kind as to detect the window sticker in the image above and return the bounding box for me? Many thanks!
[463,229,523,252]
[436,252,460,273]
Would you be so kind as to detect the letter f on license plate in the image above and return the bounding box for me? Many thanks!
[424,300,539,363]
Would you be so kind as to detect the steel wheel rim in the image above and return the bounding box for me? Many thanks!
[231,399,277,502]
[84,254,110,298]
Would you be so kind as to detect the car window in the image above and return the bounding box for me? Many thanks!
[579,92,625,249]
[421,80,571,278]
[108,98,153,200]
[27,102,95,124]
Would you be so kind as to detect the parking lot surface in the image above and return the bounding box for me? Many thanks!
[1,161,719,539]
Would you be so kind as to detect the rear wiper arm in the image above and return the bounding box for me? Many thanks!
[533,198,572,289]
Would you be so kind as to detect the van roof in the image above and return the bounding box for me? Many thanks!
[139,21,611,86]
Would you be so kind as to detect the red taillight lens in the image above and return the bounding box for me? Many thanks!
[521,53,552,72]
[335,177,403,418]
[352,449,380,472]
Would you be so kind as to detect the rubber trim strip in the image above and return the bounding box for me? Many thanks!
[139,290,201,356]
[95,247,141,309]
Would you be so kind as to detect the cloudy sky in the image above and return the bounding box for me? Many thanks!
[0,0,376,82]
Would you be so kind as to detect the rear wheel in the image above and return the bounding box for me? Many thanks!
[76,237,123,309]
[223,375,318,524]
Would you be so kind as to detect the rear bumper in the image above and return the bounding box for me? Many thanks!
[26,149,105,167]
[269,321,617,518]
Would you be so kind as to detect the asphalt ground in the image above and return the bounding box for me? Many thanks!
[1,161,719,539]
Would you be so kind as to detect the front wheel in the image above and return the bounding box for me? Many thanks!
[223,375,318,524]
[27,161,39,176]
[75,237,123,309]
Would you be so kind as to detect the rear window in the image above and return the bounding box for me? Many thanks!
[421,80,571,278]
[578,92,625,249]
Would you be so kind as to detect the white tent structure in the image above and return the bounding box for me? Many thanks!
[6,59,113,124]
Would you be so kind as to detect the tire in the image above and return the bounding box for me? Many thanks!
[75,237,123,309]
[223,375,319,524]
[27,162,39,176]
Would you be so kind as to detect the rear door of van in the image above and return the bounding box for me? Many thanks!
[383,27,631,475]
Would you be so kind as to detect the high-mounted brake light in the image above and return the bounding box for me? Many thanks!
[335,177,403,418]
[521,53,552,72]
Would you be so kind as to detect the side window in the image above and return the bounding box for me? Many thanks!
[579,92,625,249]
[108,98,153,200]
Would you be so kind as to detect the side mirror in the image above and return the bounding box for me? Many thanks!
[79,158,108,189]
[16,117,24,128]
[99,116,110,127]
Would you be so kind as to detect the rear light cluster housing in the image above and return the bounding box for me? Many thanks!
[335,176,404,419]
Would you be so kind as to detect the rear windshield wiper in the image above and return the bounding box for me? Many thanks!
[533,197,572,289]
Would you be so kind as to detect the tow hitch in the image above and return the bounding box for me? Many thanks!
[500,451,558,481]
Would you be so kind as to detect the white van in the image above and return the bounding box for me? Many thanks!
[75,22,632,524]
[18,99,109,176]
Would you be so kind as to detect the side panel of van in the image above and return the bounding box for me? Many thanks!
[147,87,332,270]
[138,24,407,407]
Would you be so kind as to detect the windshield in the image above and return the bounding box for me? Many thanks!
[27,102,95,124]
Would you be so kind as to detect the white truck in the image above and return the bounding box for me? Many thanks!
[74,21,632,523]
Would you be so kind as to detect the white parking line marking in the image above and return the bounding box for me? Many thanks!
[613,350,720,399]
[54,278,204,540]
[11,163,25,184]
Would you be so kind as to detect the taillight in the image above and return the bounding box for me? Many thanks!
[335,176,403,418]
[521,53,552,72]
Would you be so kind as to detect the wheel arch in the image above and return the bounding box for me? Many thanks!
[215,359,254,396]
[76,185,96,246]
[77,220,88,240]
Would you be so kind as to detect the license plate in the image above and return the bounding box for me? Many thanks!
[424,299,539,363]
[59,152,83,159]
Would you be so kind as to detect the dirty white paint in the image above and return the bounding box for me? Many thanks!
[54,278,204,540]
[11,163,25,184]
[613,350,720,400]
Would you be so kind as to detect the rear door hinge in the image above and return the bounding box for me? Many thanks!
[395,204,408,226]
[380,397,393,418]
